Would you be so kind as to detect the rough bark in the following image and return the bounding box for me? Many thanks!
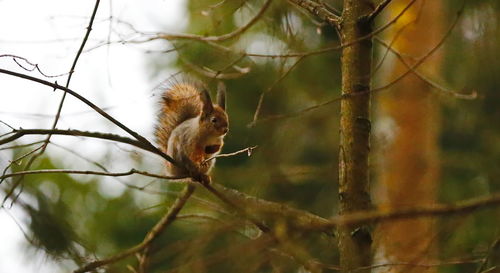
[373,1,443,272]
[338,1,375,272]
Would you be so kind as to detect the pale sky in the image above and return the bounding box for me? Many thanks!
[0,0,186,271]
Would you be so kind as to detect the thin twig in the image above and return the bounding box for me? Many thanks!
[250,56,305,127]
[372,18,416,76]
[47,141,177,195]
[475,237,500,273]
[370,5,464,93]
[182,57,250,80]
[0,168,185,181]
[202,182,322,272]
[74,184,195,273]
[0,140,45,151]
[287,0,341,27]
[246,0,418,59]
[203,183,271,232]
[50,141,109,172]
[4,0,102,206]
[364,0,393,22]
[0,69,177,165]
[374,37,477,99]
[204,146,258,163]
[156,0,272,42]
[1,207,36,244]
[0,54,68,78]
[0,129,154,154]
[0,120,15,130]
[1,145,43,183]
[252,4,465,125]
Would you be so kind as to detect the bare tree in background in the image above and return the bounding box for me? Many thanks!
[374,1,443,272]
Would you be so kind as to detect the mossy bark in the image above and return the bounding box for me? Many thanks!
[338,1,374,272]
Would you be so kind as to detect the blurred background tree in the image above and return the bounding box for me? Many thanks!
[373,1,443,271]
[0,0,499,272]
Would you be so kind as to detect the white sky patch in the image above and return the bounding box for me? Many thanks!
[0,0,187,272]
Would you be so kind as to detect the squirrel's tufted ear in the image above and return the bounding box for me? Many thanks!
[216,81,226,110]
[200,89,214,115]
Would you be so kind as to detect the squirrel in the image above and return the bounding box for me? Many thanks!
[156,81,228,182]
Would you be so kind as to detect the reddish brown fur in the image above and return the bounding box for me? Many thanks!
[156,82,228,177]
[156,83,202,154]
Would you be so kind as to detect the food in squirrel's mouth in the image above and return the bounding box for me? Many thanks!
[205,145,221,154]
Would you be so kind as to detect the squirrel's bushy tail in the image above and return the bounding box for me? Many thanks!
[155,83,203,153]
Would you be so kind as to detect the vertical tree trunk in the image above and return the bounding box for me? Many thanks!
[374,1,443,272]
[338,1,374,272]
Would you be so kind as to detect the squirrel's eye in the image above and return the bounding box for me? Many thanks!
[211,117,217,123]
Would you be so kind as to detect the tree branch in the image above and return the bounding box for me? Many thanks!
[0,69,177,165]
[74,184,195,273]
[251,5,465,125]
[0,129,158,156]
[247,0,418,58]
[208,183,333,232]
[370,6,463,93]
[374,37,477,99]
[204,146,258,163]
[320,193,500,229]
[156,0,272,42]
[364,0,393,22]
[0,140,45,151]
[9,1,104,205]
[0,168,185,181]
[0,54,68,78]
[287,0,341,28]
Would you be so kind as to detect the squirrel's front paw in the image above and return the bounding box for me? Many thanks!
[189,171,211,185]
[199,174,211,185]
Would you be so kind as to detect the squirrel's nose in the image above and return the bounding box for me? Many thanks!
[222,128,228,134]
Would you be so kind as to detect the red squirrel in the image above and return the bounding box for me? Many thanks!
[156,82,228,182]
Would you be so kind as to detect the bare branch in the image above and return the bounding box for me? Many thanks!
[370,6,463,93]
[364,0,393,22]
[320,193,500,229]
[287,0,341,28]
[1,0,103,206]
[357,258,483,271]
[475,237,500,273]
[0,69,177,165]
[250,56,305,127]
[251,5,465,125]
[204,146,258,163]
[0,120,15,130]
[182,57,251,79]
[1,145,43,183]
[0,54,68,78]
[207,183,332,232]
[74,184,195,273]
[0,168,185,181]
[0,129,155,155]
[0,140,45,151]
[247,0,418,59]
[156,0,272,42]
[39,0,103,159]
[374,37,477,99]
[372,18,415,75]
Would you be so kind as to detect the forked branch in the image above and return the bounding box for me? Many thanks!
[74,185,195,273]
[364,0,393,22]
[287,0,341,28]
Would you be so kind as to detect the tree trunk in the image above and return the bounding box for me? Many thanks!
[338,1,374,272]
[373,1,443,272]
